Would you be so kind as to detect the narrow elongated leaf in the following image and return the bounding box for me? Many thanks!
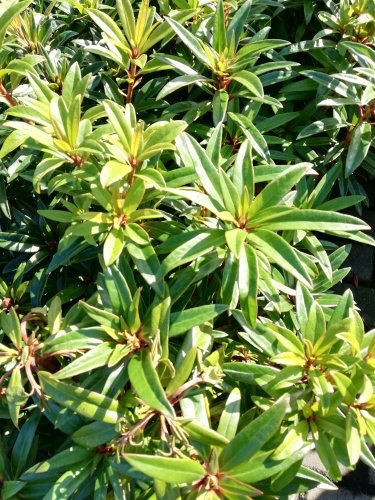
[176,133,222,204]
[166,348,197,396]
[217,388,241,441]
[156,75,211,100]
[238,243,258,327]
[6,366,28,427]
[116,0,135,42]
[220,398,287,471]
[55,342,114,379]
[229,112,271,162]
[127,242,165,296]
[169,304,228,337]
[165,18,213,68]
[39,372,119,423]
[345,122,372,177]
[231,70,264,98]
[158,230,225,277]
[248,164,310,218]
[225,229,247,259]
[301,70,356,98]
[248,230,312,287]
[87,8,127,46]
[124,455,205,484]
[128,350,175,416]
[181,420,229,447]
[213,0,226,53]
[42,462,93,500]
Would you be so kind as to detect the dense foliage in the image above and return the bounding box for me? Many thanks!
[0,0,374,498]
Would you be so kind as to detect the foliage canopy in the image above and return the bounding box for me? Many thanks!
[0,0,374,498]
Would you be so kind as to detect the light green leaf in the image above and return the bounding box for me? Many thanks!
[248,229,311,287]
[124,454,205,484]
[229,112,271,162]
[238,243,258,328]
[176,133,223,204]
[231,70,264,98]
[220,398,287,471]
[165,17,213,68]
[103,227,125,267]
[156,75,211,101]
[128,350,175,417]
[217,388,241,441]
[166,348,197,396]
[213,0,226,53]
[55,342,114,379]
[6,366,28,428]
[39,372,119,423]
[225,229,247,259]
[345,122,372,177]
[158,230,226,277]
[248,164,311,218]
[100,160,132,187]
[169,304,228,337]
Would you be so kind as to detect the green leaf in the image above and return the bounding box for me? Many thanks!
[42,462,93,500]
[1,307,22,348]
[176,133,222,204]
[346,411,361,466]
[6,366,29,427]
[1,481,25,499]
[248,229,312,287]
[169,304,228,337]
[100,160,132,187]
[103,100,133,153]
[124,177,145,214]
[156,75,211,100]
[103,227,125,267]
[232,140,254,199]
[38,209,74,223]
[238,243,258,328]
[55,342,114,379]
[116,0,136,42]
[313,431,342,481]
[87,8,127,47]
[71,422,118,448]
[229,112,271,162]
[213,0,226,53]
[21,446,92,478]
[212,90,229,125]
[301,70,356,98]
[345,122,372,177]
[39,372,119,424]
[128,350,175,417]
[166,347,197,396]
[124,454,205,484]
[248,164,310,218]
[219,398,287,471]
[124,222,150,245]
[159,230,225,277]
[79,302,121,329]
[217,388,241,441]
[165,17,213,68]
[225,229,247,259]
[181,420,229,447]
[11,411,40,478]
[127,242,165,296]
[231,70,264,98]
[0,0,32,46]
[142,121,187,156]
